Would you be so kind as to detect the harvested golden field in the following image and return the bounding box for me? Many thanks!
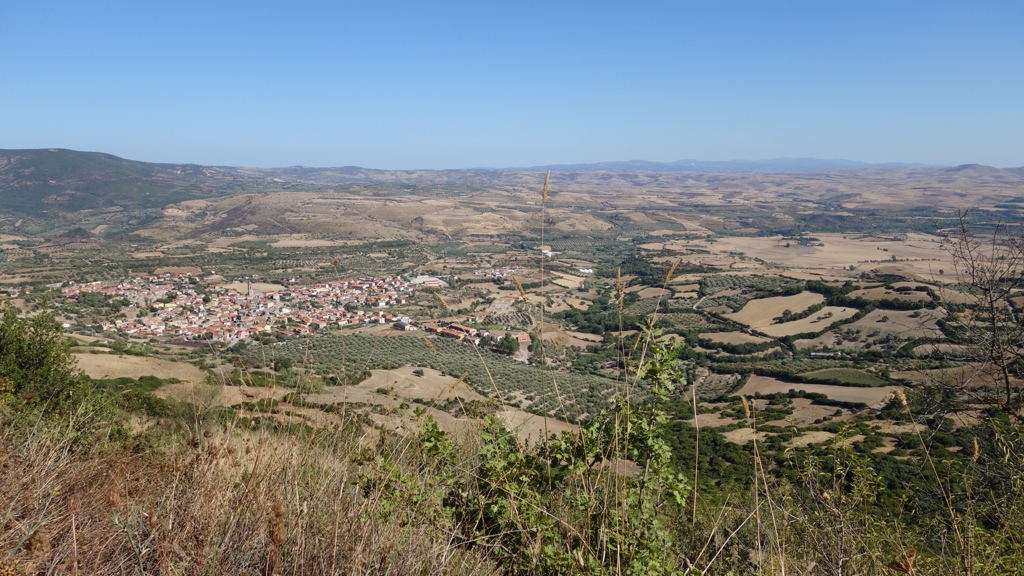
[758,307,858,338]
[738,375,899,405]
[849,286,933,302]
[725,292,825,328]
[636,287,671,298]
[551,272,586,289]
[844,308,945,339]
[937,288,976,304]
[709,233,953,274]
[539,323,603,349]
[74,352,207,382]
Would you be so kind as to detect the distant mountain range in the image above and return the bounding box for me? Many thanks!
[524,158,934,173]
[2,148,1024,234]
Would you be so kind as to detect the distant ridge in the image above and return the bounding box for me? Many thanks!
[523,158,934,173]
[3,148,1024,235]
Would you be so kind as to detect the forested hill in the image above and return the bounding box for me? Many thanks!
[0,149,276,217]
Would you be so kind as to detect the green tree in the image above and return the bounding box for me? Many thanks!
[495,334,520,356]
[0,308,87,411]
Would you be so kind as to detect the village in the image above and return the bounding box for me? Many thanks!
[60,273,417,341]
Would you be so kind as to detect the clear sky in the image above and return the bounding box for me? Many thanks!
[2,1,1022,169]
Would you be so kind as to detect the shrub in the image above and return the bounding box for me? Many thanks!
[0,308,88,412]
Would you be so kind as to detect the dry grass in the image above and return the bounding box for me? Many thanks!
[848,286,933,302]
[843,308,946,339]
[0,410,494,575]
[73,353,207,382]
[724,292,825,328]
[758,307,859,338]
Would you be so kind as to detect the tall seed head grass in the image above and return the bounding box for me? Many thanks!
[615,267,624,312]
[422,336,437,353]
[664,258,680,285]
[512,276,527,301]
[434,292,450,311]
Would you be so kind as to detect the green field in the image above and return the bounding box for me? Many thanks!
[799,367,887,386]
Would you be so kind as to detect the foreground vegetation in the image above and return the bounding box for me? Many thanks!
[4,155,1024,573]
[3,300,1024,575]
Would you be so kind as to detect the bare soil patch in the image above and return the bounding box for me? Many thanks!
[495,409,578,445]
[721,428,768,445]
[787,430,837,448]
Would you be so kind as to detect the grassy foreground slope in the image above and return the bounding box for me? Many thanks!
[3,318,1024,574]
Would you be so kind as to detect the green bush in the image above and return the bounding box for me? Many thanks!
[0,308,88,412]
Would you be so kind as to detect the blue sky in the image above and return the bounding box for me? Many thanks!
[2,1,1021,168]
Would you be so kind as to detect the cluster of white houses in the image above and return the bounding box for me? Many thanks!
[60,273,415,341]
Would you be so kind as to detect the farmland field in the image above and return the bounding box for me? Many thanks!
[724,292,825,328]
[74,352,206,382]
[757,306,859,338]
[738,375,899,405]
[635,287,671,298]
[763,399,855,427]
[849,286,933,302]
[843,308,945,338]
[257,333,624,420]
[698,331,771,345]
[799,367,888,386]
